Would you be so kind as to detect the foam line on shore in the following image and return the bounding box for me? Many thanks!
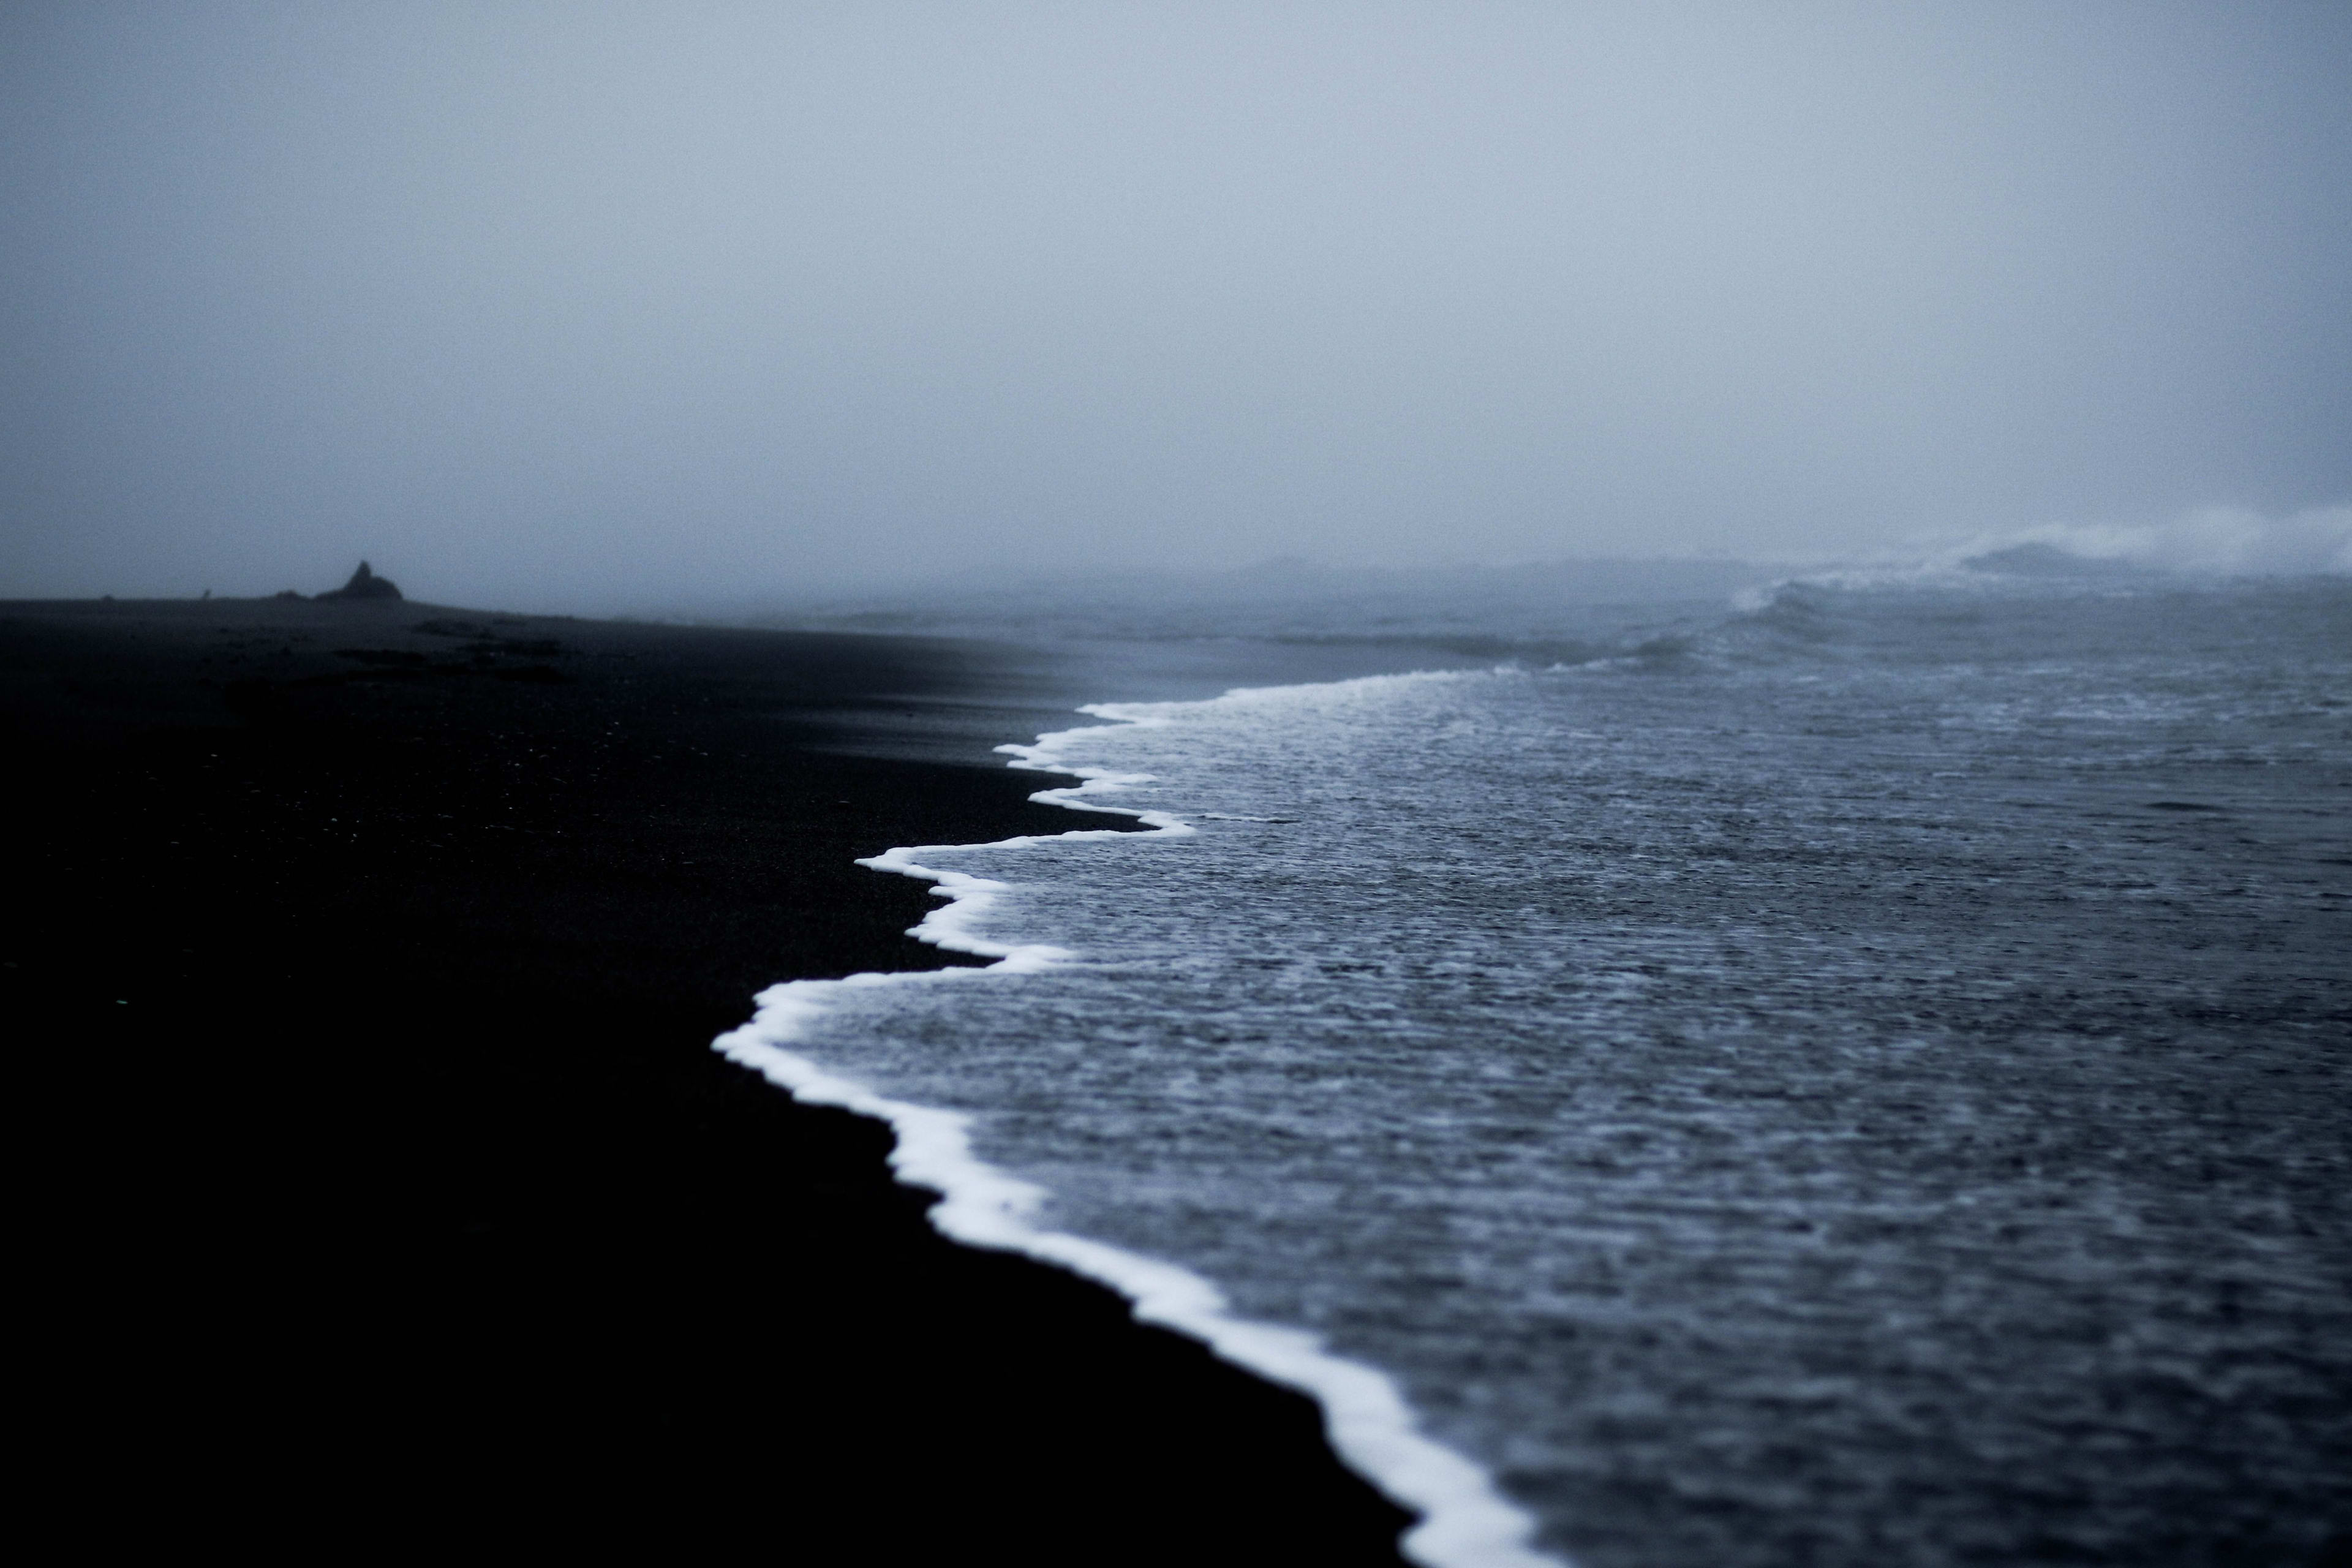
[713,698,1563,1568]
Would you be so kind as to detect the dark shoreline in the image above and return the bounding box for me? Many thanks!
[6,597,1414,1561]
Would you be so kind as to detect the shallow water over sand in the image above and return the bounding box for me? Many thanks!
[784,576,2352,1566]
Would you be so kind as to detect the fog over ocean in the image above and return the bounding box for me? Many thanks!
[746,553,2351,1567]
[8,4,2351,1562]
[6,5,2348,603]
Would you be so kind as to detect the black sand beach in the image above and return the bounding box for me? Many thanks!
[5,596,1414,1561]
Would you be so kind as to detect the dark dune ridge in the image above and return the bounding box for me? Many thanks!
[4,595,1414,1562]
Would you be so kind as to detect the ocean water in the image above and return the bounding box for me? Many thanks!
[723,570,2352,1567]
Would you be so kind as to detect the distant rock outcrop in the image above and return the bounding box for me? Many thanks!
[316,562,403,601]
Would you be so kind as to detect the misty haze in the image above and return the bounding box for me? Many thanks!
[5,6,2347,1568]
[6,2,2348,605]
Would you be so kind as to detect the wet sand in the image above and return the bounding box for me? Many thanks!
[3,596,1414,1562]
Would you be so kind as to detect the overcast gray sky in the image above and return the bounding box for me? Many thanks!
[4,1,2347,608]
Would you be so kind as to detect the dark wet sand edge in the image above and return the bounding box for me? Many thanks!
[4,597,1414,1563]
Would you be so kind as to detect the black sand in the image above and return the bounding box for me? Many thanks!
[5,597,1414,1562]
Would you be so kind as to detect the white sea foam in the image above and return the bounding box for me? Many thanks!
[711,690,1564,1568]
[706,593,2352,1568]
[1827,504,2352,582]
[1993,505,2352,576]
